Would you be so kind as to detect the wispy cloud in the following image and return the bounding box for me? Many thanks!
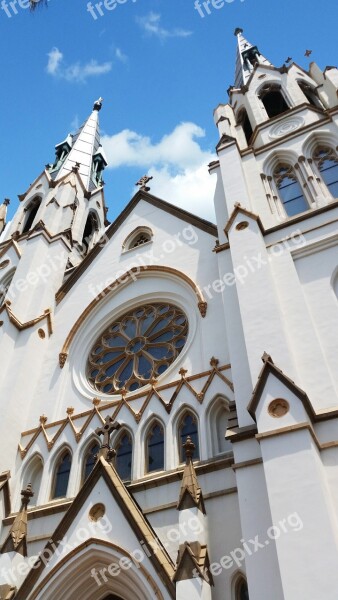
[115,48,128,63]
[136,12,192,42]
[46,47,112,83]
[101,122,216,221]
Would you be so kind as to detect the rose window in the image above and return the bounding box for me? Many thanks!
[87,303,188,394]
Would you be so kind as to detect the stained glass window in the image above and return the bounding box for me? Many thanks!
[147,423,164,473]
[178,413,200,462]
[274,165,309,216]
[314,148,338,199]
[115,432,133,481]
[52,452,71,499]
[87,304,188,394]
[83,442,100,481]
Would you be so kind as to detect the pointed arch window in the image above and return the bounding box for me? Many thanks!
[146,422,164,473]
[209,399,232,456]
[115,432,133,481]
[259,85,289,119]
[298,81,323,109]
[23,455,43,507]
[123,227,153,251]
[83,441,100,482]
[178,412,200,462]
[314,148,338,199]
[235,577,249,600]
[0,269,15,307]
[237,108,253,145]
[81,212,98,254]
[274,165,309,217]
[52,451,72,499]
[22,198,41,234]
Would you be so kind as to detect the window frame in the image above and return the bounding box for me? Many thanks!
[177,410,200,464]
[145,420,165,474]
[313,147,338,200]
[273,163,309,217]
[51,449,72,500]
[114,429,133,482]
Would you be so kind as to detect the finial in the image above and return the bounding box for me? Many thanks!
[93,97,103,111]
[304,49,312,58]
[234,27,243,36]
[21,483,34,508]
[3,199,10,206]
[183,436,195,463]
[136,175,153,192]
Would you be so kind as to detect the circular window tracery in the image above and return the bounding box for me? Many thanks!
[87,303,188,394]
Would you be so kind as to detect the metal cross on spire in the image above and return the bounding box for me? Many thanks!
[95,416,121,461]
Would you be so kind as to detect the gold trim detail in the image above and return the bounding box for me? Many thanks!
[0,303,53,335]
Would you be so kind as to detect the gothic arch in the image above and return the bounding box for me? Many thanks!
[174,406,200,464]
[236,107,253,145]
[302,131,337,158]
[297,80,323,109]
[18,539,166,600]
[142,416,165,474]
[206,396,232,457]
[0,267,16,306]
[81,210,100,255]
[232,570,249,600]
[22,196,42,234]
[257,81,290,119]
[80,435,101,486]
[49,445,73,500]
[122,226,153,251]
[112,426,134,482]
[21,453,44,507]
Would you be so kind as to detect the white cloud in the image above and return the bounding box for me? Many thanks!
[136,12,192,41]
[47,47,63,75]
[115,48,128,63]
[101,122,216,221]
[46,47,112,83]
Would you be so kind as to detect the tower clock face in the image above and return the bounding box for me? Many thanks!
[87,303,188,395]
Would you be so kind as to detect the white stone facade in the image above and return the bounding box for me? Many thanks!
[0,31,338,600]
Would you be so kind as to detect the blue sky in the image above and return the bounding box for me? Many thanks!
[1,0,337,223]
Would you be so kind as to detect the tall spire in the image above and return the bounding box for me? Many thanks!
[53,98,107,192]
[234,28,272,88]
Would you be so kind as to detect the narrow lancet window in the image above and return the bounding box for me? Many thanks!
[314,149,338,199]
[178,413,200,462]
[115,432,133,481]
[52,451,72,499]
[146,422,164,473]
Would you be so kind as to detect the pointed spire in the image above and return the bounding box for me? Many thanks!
[1,484,34,557]
[234,28,272,88]
[53,99,106,192]
[177,437,205,512]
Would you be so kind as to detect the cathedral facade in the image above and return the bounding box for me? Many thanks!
[0,30,338,600]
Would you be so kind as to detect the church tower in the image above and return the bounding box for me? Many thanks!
[210,29,338,599]
[0,99,108,476]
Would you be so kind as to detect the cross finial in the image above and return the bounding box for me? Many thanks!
[3,199,10,206]
[234,27,243,36]
[183,436,195,464]
[136,175,153,192]
[95,416,121,460]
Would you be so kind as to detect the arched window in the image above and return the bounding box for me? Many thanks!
[237,108,253,145]
[0,269,15,307]
[314,148,338,199]
[123,227,153,251]
[298,81,323,109]
[235,577,249,600]
[81,212,98,254]
[259,85,289,119]
[83,441,100,482]
[22,198,41,234]
[178,412,200,462]
[22,455,43,506]
[52,451,72,499]
[208,399,232,456]
[274,165,309,216]
[114,431,133,481]
[146,422,164,473]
